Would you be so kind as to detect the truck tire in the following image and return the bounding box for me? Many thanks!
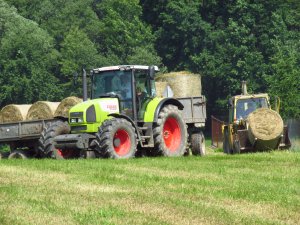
[38,121,75,159]
[96,118,137,159]
[153,105,187,156]
[191,131,206,156]
[8,150,28,159]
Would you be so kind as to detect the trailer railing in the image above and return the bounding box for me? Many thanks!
[211,116,225,148]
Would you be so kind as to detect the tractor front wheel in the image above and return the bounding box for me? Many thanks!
[153,105,187,156]
[96,118,137,159]
[223,128,231,154]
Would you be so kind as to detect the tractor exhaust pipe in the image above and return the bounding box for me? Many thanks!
[82,68,88,101]
[241,81,248,95]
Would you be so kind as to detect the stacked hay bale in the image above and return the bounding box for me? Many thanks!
[247,108,284,150]
[54,96,82,118]
[26,101,60,120]
[155,81,168,97]
[0,104,32,123]
[155,71,201,98]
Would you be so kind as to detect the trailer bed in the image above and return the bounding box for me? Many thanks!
[0,119,58,143]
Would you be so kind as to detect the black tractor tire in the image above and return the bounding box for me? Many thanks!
[223,128,231,154]
[153,105,187,157]
[8,150,29,159]
[96,118,137,159]
[191,131,206,156]
[38,121,76,159]
[233,140,241,154]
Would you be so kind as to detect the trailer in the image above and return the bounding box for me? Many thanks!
[0,119,60,158]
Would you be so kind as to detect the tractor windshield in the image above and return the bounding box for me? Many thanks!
[236,97,268,120]
[92,70,133,116]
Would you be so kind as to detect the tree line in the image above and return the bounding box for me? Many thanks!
[0,0,299,119]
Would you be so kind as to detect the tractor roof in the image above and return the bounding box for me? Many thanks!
[93,65,159,73]
[232,93,269,101]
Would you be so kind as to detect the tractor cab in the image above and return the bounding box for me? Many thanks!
[91,65,158,120]
[229,94,270,124]
[228,81,270,124]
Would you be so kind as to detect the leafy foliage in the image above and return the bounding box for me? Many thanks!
[0,0,299,119]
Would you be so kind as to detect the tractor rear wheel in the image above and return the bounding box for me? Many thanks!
[191,131,206,156]
[38,121,76,159]
[96,118,137,159]
[153,105,187,156]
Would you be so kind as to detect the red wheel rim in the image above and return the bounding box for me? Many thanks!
[56,149,75,158]
[163,117,181,152]
[113,129,131,156]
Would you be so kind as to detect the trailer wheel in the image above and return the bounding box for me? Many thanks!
[96,118,137,159]
[191,132,206,156]
[8,150,28,159]
[153,105,187,156]
[38,121,74,159]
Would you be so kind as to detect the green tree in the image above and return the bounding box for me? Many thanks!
[0,1,61,106]
[59,27,107,96]
[95,0,159,64]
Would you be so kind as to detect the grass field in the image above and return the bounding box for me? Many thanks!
[0,148,299,225]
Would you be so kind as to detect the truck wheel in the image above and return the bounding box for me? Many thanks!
[8,150,28,159]
[153,105,187,156]
[96,118,137,159]
[38,121,74,159]
[191,132,206,156]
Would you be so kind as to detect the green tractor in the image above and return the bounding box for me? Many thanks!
[38,65,206,159]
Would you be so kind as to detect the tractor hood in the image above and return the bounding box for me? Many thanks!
[69,98,120,133]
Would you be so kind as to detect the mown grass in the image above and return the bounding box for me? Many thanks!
[0,150,299,225]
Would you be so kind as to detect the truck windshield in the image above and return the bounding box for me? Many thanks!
[236,97,268,120]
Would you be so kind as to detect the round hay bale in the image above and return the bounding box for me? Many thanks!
[54,96,82,118]
[155,81,168,97]
[156,71,201,98]
[0,104,31,123]
[247,108,283,150]
[26,101,60,120]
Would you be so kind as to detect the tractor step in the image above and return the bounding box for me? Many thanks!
[139,127,148,130]
[141,135,151,140]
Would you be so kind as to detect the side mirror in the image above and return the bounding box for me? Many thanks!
[228,99,233,108]
[274,96,280,113]
[148,65,155,80]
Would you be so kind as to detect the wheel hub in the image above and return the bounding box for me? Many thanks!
[163,117,181,152]
[113,129,131,156]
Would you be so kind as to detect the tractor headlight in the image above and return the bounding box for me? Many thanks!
[70,112,84,124]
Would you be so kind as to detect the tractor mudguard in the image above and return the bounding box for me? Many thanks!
[153,98,184,122]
